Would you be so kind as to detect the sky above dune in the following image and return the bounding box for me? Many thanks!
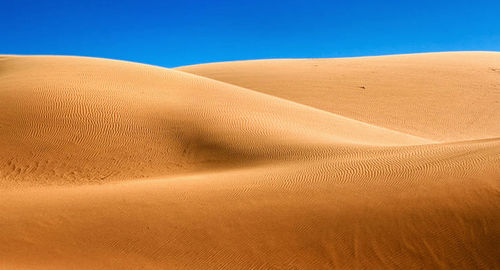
[2,0,499,67]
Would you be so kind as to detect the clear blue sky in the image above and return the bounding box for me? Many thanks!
[2,0,499,67]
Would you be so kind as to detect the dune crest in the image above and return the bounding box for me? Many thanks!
[1,53,499,269]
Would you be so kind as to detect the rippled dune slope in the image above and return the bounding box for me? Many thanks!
[1,53,499,269]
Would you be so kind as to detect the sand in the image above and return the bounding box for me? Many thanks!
[177,52,500,142]
[0,52,499,269]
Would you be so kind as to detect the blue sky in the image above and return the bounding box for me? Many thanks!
[2,0,499,67]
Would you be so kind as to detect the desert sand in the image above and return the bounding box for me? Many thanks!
[0,52,499,269]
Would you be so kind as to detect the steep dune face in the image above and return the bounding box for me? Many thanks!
[177,52,500,142]
[1,54,499,269]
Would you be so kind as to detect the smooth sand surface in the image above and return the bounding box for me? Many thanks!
[1,53,499,269]
[178,52,500,142]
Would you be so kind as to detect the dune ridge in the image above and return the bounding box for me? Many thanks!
[1,53,499,269]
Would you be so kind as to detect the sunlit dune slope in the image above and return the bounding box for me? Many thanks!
[177,52,500,142]
[1,54,499,269]
[0,55,428,185]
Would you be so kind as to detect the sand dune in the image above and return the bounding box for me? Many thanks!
[1,53,499,269]
[177,52,500,142]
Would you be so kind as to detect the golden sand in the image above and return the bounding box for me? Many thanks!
[1,53,499,269]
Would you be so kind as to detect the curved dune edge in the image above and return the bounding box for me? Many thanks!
[1,54,499,269]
